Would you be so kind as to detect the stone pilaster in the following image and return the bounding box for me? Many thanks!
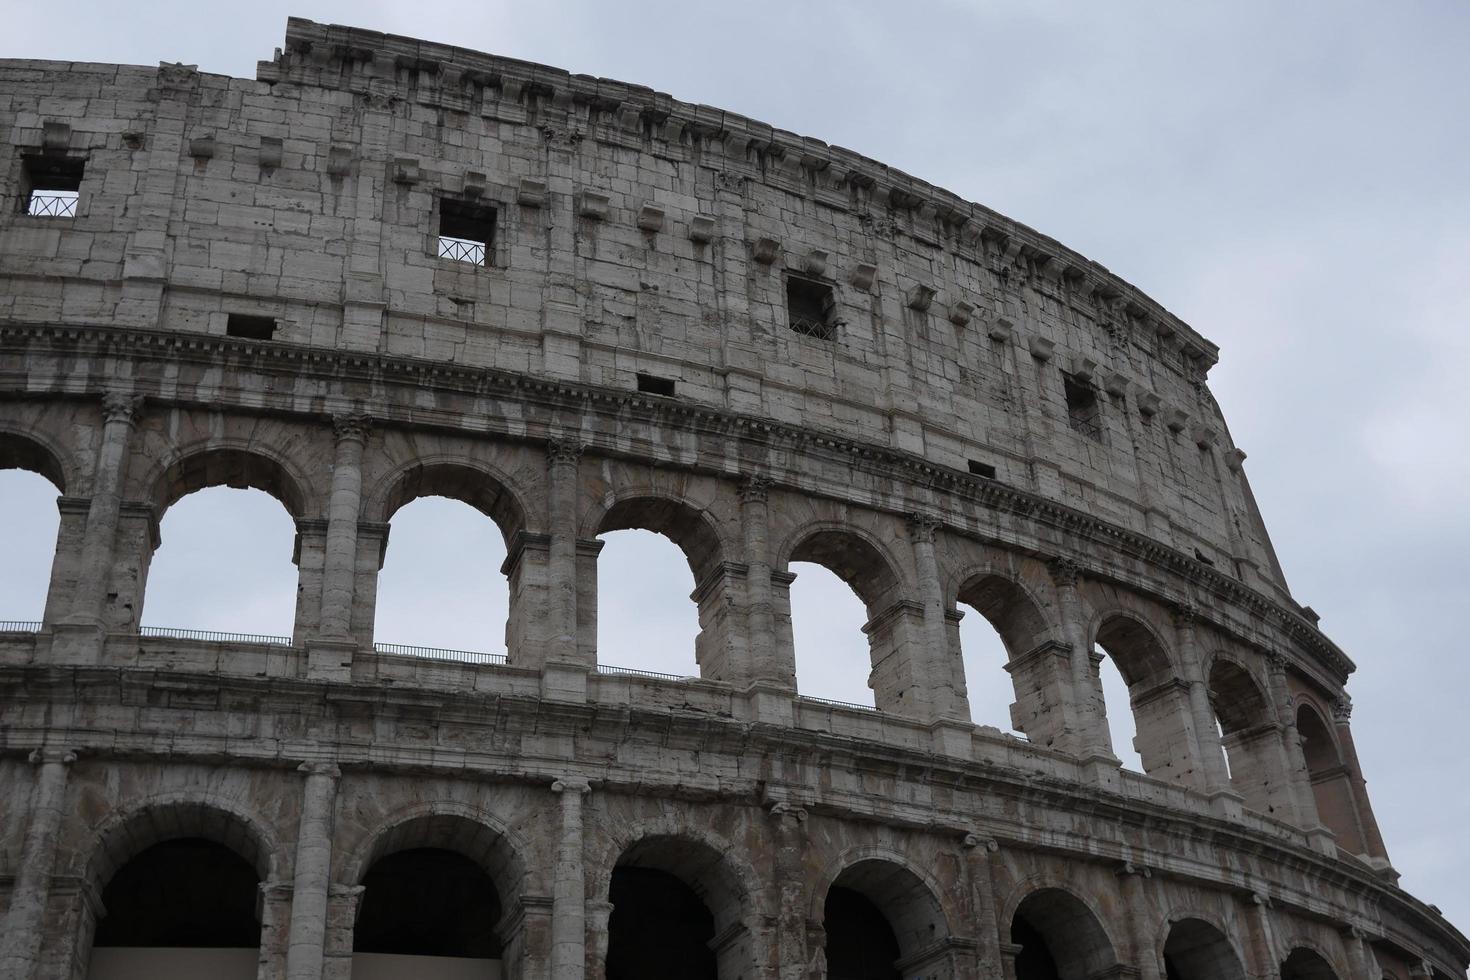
[1047,557,1103,760]
[285,762,341,980]
[1331,696,1393,872]
[0,748,77,980]
[1173,603,1235,802]
[962,834,1003,980]
[550,777,591,980]
[309,417,369,679]
[740,476,788,685]
[1115,863,1160,980]
[909,514,970,725]
[1265,652,1323,834]
[546,439,583,667]
[769,802,809,980]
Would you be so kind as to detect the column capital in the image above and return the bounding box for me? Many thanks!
[546,437,584,464]
[738,474,771,502]
[1047,556,1082,588]
[907,513,941,543]
[1265,650,1289,676]
[962,832,998,852]
[332,414,372,444]
[767,800,808,824]
[1332,694,1353,723]
[551,776,591,795]
[297,761,341,779]
[1171,600,1200,628]
[27,747,78,766]
[101,391,144,425]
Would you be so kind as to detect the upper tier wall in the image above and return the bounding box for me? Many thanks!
[0,18,1286,601]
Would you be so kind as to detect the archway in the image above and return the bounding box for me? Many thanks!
[1281,947,1341,980]
[791,560,874,706]
[955,573,1051,734]
[1297,704,1367,852]
[1208,660,1284,813]
[1095,614,1193,781]
[594,496,725,681]
[605,836,747,980]
[0,461,63,627]
[350,812,523,979]
[823,859,951,980]
[1162,918,1246,980]
[1010,888,1117,980]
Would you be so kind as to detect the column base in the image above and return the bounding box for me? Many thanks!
[744,682,795,726]
[1078,752,1123,791]
[930,719,976,758]
[1206,788,1245,821]
[47,621,108,665]
[542,660,590,703]
[1306,826,1338,857]
[305,638,358,682]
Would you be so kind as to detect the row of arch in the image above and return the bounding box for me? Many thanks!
[0,414,1382,858]
[66,798,1363,980]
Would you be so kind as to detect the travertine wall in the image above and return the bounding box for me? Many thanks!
[0,18,1464,980]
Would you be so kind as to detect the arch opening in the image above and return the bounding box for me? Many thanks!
[1010,888,1117,980]
[1282,947,1341,980]
[1209,660,1278,807]
[823,860,949,980]
[87,837,261,980]
[788,530,908,711]
[374,496,510,655]
[1297,703,1367,852]
[0,468,62,625]
[1162,918,1246,980]
[353,848,503,960]
[606,836,745,980]
[1095,614,1190,780]
[956,574,1051,733]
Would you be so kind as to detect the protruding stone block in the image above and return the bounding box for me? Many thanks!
[849,262,878,291]
[188,135,216,160]
[802,249,828,277]
[751,236,780,264]
[326,145,353,176]
[905,283,936,312]
[1028,335,1054,360]
[1224,447,1248,472]
[391,157,420,185]
[462,171,486,198]
[1165,407,1190,433]
[258,137,283,169]
[949,301,974,327]
[637,203,665,232]
[578,190,610,220]
[1102,370,1129,397]
[1070,356,1098,381]
[688,214,716,243]
[518,178,547,207]
[1136,390,1161,416]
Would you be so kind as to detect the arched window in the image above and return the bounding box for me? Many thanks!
[1281,947,1341,980]
[1097,653,1144,771]
[955,573,1053,734]
[374,496,509,655]
[605,837,748,980]
[1208,659,1285,814]
[790,560,874,707]
[88,838,261,980]
[0,468,61,627]
[823,860,951,980]
[1162,918,1246,980]
[1297,703,1367,853]
[1095,615,1194,782]
[1010,888,1117,980]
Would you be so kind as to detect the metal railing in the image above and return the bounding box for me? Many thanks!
[596,663,694,682]
[27,190,78,217]
[437,235,485,265]
[799,694,879,712]
[0,620,42,633]
[788,314,836,340]
[373,642,508,665]
[140,625,292,646]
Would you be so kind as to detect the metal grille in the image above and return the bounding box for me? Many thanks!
[140,625,292,646]
[373,641,508,665]
[789,314,836,340]
[438,235,485,265]
[799,694,879,712]
[0,621,42,633]
[27,191,78,217]
[597,663,694,682]
[1068,416,1103,441]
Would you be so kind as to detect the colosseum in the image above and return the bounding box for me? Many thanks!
[0,17,1464,980]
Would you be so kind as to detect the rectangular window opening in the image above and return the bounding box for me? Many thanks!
[226,314,277,340]
[968,460,997,479]
[786,275,837,340]
[22,153,85,218]
[1063,372,1103,441]
[636,373,676,397]
[438,198,496,266]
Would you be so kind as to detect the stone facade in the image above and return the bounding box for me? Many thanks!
[0,17,1464,980]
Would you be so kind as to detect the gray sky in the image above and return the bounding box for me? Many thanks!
[3,0,1467,935]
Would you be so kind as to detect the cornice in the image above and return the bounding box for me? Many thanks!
[0,319,1352,683]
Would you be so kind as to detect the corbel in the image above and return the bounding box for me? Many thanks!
[577,190,610,221]
[688,215,716,244]
[848,263,878,292]
[905,283,937,312]
[637,203,665,233]
[949,300,974,327]
[1027,335,1054,361]
[517,178,547,208]
[751,236,780,265]
[801,249,828,278]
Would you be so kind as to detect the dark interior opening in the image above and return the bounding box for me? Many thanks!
[22,153,85,216]
[786,275,837,340]
[438,198,496,265]
[1062,372,1102,440]
[226,314,277,340]
[354,848,503,958]
[824,885,901,980]
[968,459,997,479]
[1012,914,1063,980]
[94,838,261,948]
[636,373,676,397]
[606,867,716,980]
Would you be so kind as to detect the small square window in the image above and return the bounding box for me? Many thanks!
[636,373,676,397]
[786,275,836,340]
[968,460,997,479]
[438,198,496,266]
[1062,372,1103,441]
[226,314,277,340]
[22,153,84,218]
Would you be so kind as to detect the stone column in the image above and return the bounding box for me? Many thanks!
[1173,604,1234,801]
[0,748,77,980]
[739,476,784,684]
[317,417,370,639]
[550,777,590,980]
[1241,892,1281,980]
[769,802,810,980]
[909,515,970,726]
[285,762,341,980]
[1331,696,1393,868]
[63,394,141,629]
[1047,558,1103,761]
[1115,863,1160,980]
[546,439,582,663]
[1264,653,1322,833]
[961,834,1003,980]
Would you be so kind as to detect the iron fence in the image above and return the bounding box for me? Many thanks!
[27,191,78,217]
[437,235,485,265]
[0,621,42,633]
[139,625,292,646]
[798,694,879,712]
[373,642,508,665]
[596,663,694,682]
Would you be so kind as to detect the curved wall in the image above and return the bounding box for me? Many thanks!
[0,18,1464,980]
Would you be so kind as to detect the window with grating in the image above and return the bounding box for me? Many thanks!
[1062,372,1104,441]
[786,275,836,340]
[438,199,496,266]
[22,153,84,217]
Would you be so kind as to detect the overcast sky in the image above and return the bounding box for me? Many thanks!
[3,0,1468,939]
